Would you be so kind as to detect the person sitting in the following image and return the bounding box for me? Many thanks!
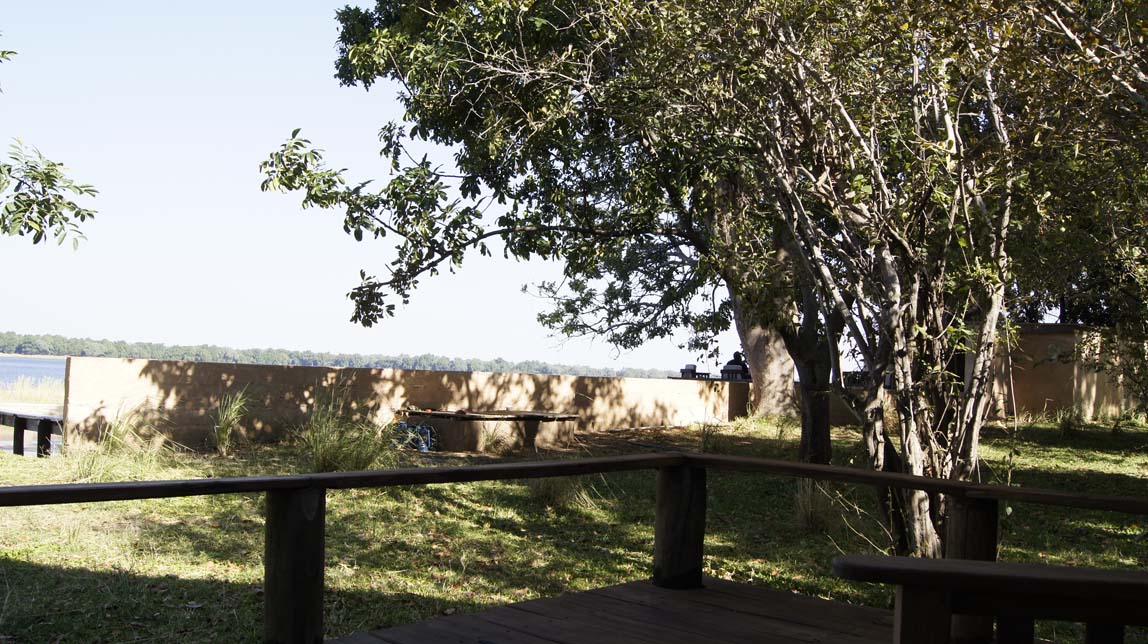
[722,351,752,381]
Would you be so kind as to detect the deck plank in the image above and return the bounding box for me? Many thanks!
[332,578,892,644]
[585,582,886,644]
[505,594,726,644]
[535,588,826,644]
[333,632,391,644]
[607,576,895,638]
[479,604,668,644]
[377,613,563,644]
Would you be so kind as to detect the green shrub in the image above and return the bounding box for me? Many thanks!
[295,390,396,473]
[212,387,249,457]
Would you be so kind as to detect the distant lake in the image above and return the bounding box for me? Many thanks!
[0,355,67,384]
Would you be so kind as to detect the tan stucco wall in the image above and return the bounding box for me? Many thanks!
[63,357,750,449]
[1001,328,1078,416]
[1074,332,1128,420]
[985,325,1129,421]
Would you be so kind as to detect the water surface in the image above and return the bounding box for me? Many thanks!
[0,355,67,385]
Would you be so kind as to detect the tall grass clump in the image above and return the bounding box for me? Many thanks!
[67,406,175,483]
[480,424,517,456]
[295,389,396,473]
[212,387,249,456]
[1109,410,1146,435]
[1055,406,1084,437]
[698,423,728,453]
[794,479,836,532]
[0,375,65,404]
[525,475,604,512]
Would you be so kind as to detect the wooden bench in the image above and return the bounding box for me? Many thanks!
[832,554,1148,644]
[1,409,62,457]
[398,408,577,452]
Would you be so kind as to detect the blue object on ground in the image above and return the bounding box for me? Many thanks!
[392,421,439,452]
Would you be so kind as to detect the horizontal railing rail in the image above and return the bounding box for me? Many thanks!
[0,452,683,506]
[2,452,1145,514]
[689,453,1148,515]
[1,451,1145,644]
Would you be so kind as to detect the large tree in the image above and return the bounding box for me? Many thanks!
[261,0,843,462]
[525,0,1144,555]
[655,0,1147,555]
[264,0,1146,556]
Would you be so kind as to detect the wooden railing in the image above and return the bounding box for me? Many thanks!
[1,452,1146,644]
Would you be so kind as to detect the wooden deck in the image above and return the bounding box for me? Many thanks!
[333,577,893,644]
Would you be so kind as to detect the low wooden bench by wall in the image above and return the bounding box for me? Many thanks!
[398,408,577,452]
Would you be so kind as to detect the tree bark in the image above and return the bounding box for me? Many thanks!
[727,230,833,465]
[730,296,797,418]
[796,378,832,464]
[859,390,907,554]
[791,347,833,465]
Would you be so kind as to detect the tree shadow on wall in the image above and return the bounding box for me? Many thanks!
[71,359,729,451]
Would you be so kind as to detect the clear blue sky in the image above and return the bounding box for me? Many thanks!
[0,1,738,371]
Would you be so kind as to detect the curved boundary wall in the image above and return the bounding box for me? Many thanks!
[62,357,754,449]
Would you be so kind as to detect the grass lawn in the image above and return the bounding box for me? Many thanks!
[0,419,1145,643]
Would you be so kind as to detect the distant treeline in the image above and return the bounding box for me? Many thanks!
[0,331,674,379]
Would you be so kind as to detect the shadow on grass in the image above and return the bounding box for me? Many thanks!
[114,469,664,640]
[991,466,1148,499]
[0,555,264,642]
[0,555,498,643]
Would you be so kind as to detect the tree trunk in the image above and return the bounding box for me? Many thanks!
[794,360,832,465]
[730,296,797,417]
[797,382,832,464]
[858,384,941,556]
[900,485,943,557]
[861,390,906,554]
[881,442,911,556]
[727,255,834,465]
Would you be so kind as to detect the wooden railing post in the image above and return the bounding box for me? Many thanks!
[264,486,326,644]
[894,586,952,644]
[653,464,706,589]
[36,420,54,457]
[1086,622,1125,643]
[945,496,999,644]
[12,416,27,456]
